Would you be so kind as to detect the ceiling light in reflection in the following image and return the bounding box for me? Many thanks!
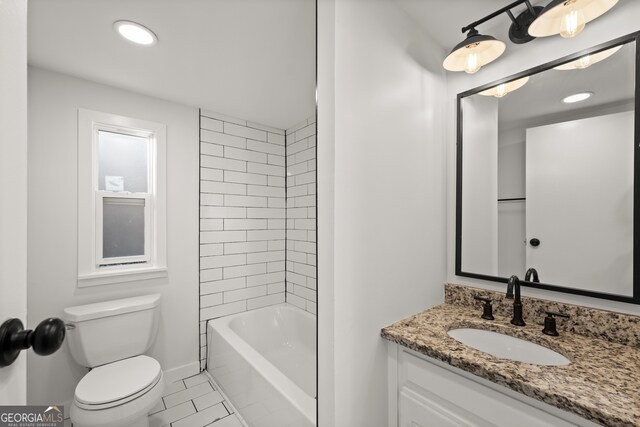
[478,76,530,98]
[554,45,622,70]
[114,21,157,46]
[562,92,593,103]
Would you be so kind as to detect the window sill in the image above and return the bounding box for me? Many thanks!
[78,267,168,288]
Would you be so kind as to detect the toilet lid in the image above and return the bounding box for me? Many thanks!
[75,355,162,406]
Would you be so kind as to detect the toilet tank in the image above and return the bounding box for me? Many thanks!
[63,294,161,368]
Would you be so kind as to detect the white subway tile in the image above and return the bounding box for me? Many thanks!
[267,154,285,166]
[296,123,316,141]
[223,263,266,279]
[200,244,223,256]
[287,293,306,310]
[247,185,284,197]
[267,261,285,273]
[307,301,317,315]
[308,230,316,242]
[248,162,285,177]
[247,251,285,264]
[294,195,316,208]
[201,155,246,172]
[307,277,317,290]
[201,206,246,219]
[288,184,307,197]
[201,129,246,149]
[200,268,222,282]
[201,142,224,157]
[201,117,224,132]
[287,230,306,240]
[224,146,267,163]
[201,181,246,195]
[308,253,317,266]
[286,282,294,293]
[296,147,316,163]
[268,176,285,187]
[247,208,285,219]
[267,282,285,294]
[246,140,285,156]
[286,250,307,264]
[268,198,285,208]
[295,240,316,254]
[200,230,246,244]
[200,277,245,294]
[200,321,206,334]
[224,218,268,230]
[294,262,316,278]
[246,121,285,135]
[247,271,285,287]
[287,207,307,219]
[224,170,267,185]
[286,271,307,286]
[201,254,246,269]
[308,158,317,171]
[294,284,316,302]
[267,132,285,145]
[200,293,223,308]
[268,240,286,251]
[247,230,285,241]
[200,168,224,182]
[201,194,224,206]
[247,293,285,310]
[287,162,308,176]
[287,176,295,188]
[308,207,316,218]
[224,195,267,208]
[268,219,285,229]
[288,139,308,155]
[296,171,315,186]
[295,219,316,230]
[224,241,268,254]
[200,219,224,231]
[223,285,266,303]
[200,301,246,320]
[224,122,266,141]
[201,110,246,126]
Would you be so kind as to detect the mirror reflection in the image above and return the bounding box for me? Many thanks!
[459,38,637,299]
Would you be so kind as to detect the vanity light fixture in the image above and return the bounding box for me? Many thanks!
[553,45,622,70]
[479,76,530,98]
[114,21,158,46]
[562,92,593,103]
[528,0,618,39]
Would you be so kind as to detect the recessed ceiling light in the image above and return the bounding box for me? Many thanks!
[562,92,593,104]
[114,21,157,46]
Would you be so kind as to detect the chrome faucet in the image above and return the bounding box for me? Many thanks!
[524,267,539,283]
[506,275,526,326]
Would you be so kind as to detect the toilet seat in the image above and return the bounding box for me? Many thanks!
[75,355,162,410]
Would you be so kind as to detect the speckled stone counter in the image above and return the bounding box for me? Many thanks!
[381,284,640,427]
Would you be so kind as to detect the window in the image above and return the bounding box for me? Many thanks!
[78,109,167,286]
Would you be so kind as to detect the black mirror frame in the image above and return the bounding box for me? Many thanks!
[455,31,640,304]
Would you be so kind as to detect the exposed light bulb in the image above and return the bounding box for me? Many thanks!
[464,52,481,74]
[577,54,591,69]
[495,84,507,98]
[559,3,586,38]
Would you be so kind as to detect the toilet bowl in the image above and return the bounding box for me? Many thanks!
[63,295,165,427]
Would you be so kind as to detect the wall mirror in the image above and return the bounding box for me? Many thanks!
[456,31,640,303]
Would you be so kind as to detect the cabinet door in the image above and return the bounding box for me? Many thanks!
[399,388,485,427]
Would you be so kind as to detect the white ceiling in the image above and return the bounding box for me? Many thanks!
[28,0,316,130]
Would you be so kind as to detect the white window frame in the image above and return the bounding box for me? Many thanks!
[78,109,167,287]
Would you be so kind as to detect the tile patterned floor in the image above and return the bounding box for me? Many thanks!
[149,372,245,427]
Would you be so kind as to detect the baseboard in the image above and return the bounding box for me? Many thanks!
[163,361,200,384]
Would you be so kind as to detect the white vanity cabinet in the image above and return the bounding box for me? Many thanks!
[387,342,600,427]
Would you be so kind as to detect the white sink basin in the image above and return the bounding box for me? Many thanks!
[447,328,571,366]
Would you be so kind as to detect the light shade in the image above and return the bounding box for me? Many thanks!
[528,0,618,39]
[443,29,506,74]
[114,21,158,46]
[562,92,593,103]
[554,45,622,70]
[479,76,530,98]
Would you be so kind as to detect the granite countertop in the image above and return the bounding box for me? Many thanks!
[381,302,640,427]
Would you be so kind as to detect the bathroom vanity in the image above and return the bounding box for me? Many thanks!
[382,284,640,427]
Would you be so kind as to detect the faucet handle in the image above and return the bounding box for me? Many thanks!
[542,311,570,336]
[473,295,494,321]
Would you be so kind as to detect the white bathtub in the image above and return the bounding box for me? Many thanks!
[207,303,316,427]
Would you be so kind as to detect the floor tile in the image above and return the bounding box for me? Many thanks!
[171,402,228,427]
[150,399,166,414]
[164,381,213,408]
[149,401,196,427]
[163,380,187,397]
[207,414,244,427]
[184,372,211,389]
[193,390,224,411]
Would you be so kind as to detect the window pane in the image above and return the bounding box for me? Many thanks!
[98,130,148,192]
[103,197,145,259]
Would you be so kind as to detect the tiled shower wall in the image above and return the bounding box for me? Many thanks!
[285,117,317,315]
[199,109,287,368]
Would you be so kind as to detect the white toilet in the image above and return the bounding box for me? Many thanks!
[63,294,166,427]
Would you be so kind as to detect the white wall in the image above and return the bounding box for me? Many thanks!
[27,67,200,405]
[318,0,447,424]
[446,2,640,314]
[0,0,27,404]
